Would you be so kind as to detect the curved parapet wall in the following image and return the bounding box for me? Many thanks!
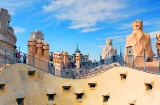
[1,64,160,105]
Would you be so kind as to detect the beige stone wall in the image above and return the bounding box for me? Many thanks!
[1,64,160,105]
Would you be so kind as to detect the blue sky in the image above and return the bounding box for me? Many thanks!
[0,0,160,61]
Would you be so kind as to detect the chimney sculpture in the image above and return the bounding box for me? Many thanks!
[27,30,50,72]
[63,51,69,69]
[124,19,154,64]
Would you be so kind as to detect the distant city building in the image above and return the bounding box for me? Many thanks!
[0,8,17,61]
[69,45,92,67]
[50,45,92,67]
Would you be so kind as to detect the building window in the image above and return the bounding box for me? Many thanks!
[103,96,110,103]
[66,72,69,75]
[28,71,35,77]
[76,93,83,100]
[80,70,83,73]
[16,98,24,105]
[47,94,55,101]
[0,84,5,90]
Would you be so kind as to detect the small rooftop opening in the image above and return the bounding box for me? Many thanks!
[88,83,96,89]
[0,84,5,90]
[103,95,110,103]
[47,94,55,101]
[62,83,71,91]
[88,80,97,89]
[120,74,127,80]
[76,93,83,100]
[75,88,84,101]
[16,98,24,105]
[145,83,153,92]
[28,71,35,77]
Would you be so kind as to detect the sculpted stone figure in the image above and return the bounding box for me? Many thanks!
[63,52,69,68]
[101,39,117,59]
[55,52,58,65]
[30,30,44,40]
[124,19,154,63]
[53,52,56,65]
[57,52,63,66]
[156,33,160,56]
[53,52,64,76]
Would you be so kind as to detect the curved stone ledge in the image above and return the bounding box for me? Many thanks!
[0,34,15,45]
[0,28,17,43]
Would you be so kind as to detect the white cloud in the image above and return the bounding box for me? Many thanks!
[81,27,101,33]
[117,23,131,30]
[97,38,106,41]
[149,31,160,38]
[0,0,48,15]
[98,31,159,43]
[118,21,152,30]
[143,21,152,26]
[43,0,129,32]
[13,26,26,34]
[43,0,155,32]
[111,36,126,42]
[97,45,105,48]
[97,35,126,42]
